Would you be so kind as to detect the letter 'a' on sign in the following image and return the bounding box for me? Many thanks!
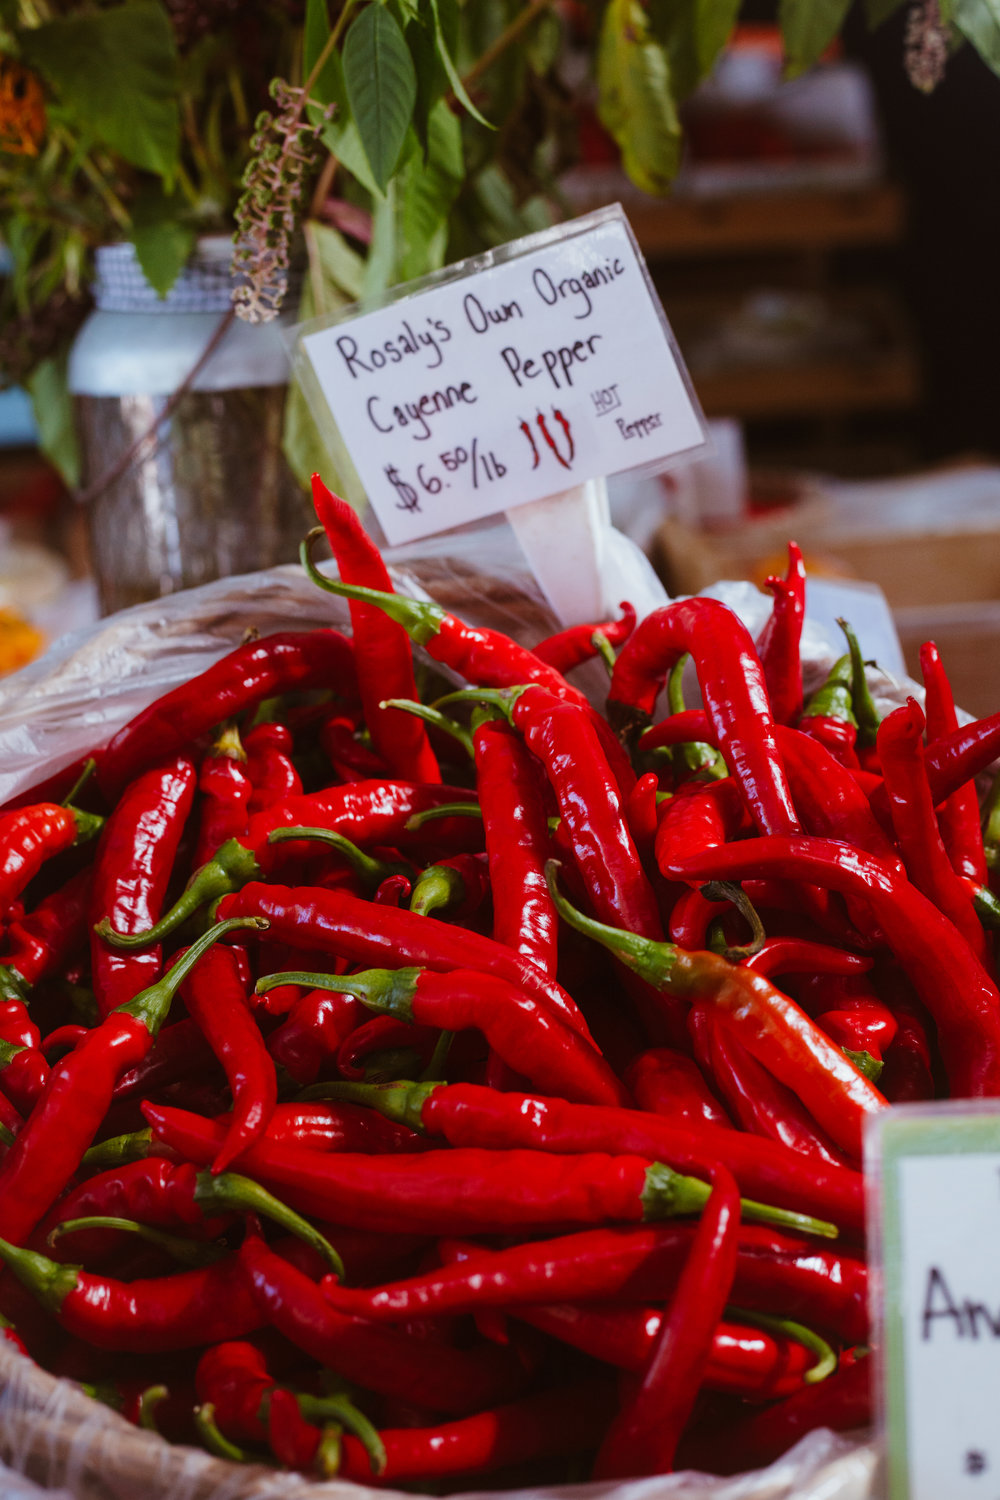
[867,1103,1000,1500]
[288,204,709,547]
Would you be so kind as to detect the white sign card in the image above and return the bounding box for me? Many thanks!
[867,1103,1000,1500]
[293,205,708,547]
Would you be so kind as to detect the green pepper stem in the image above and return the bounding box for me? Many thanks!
[47,1216,223,1268]
[80,1128,154,1172]
[138,1385,169,1432]
[193,1171,344,1277]
[116,916,269,1036]
[702,881,766,960]
[296,1393,386,1475]
[0,1234,78,1314]
[195,1403,255,1463]
[71,808,104,846]
[62,757,97,808]
[837,619,880,747]
[727,1306,838,1383]
[380,699,474,759]
[404,802,482,832]
[641,1165,837,1239]
[0,967,29,1006]
[592,630,617,677]
[268,827,414,896]
[801,652,856,726]
[301,528,443,646]
[843,1047,884,1084]
[0,1038,25,1070]
[296,1077,439,1133]
[94,839,262,949]
[316,1425,343,1478]
[256,967,420,1026]
[421,1029,454,1083]
[545,860,679,987]
[410,864,465,918]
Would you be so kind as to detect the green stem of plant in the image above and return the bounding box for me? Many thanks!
[302,0,358,99]
[459,0,555,93]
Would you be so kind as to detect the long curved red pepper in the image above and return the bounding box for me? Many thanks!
[594,1162,741,1477]
[89,756,196,1018]
[531,602,636,673]
[258,966,626,1108]
[312,476,440,783]
[667,836,1000,1097]
[608,598,801,837]
[920,641,987,882]
[0,804,102,919]
[96,629,358,799]
[754,541,806,726]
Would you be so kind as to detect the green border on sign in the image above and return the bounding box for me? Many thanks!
[867,1103,1000,1500]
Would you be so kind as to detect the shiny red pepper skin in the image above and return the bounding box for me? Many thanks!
[49,1254,261,1351]
[655,778,749,883]
[608,598,801,837]
[312,477,440,784]
[703,1354,871,1476]
[473,718,558,976]
[194,1340,272,1444]
[667,836,1000,1098]
[337,1383,612,1484]
[755,542,806,726]
[96,630,358,799]
[325,1222,868,1343]
[217,883,592,1042]
[248,781,485,865]
[625,1048,732,1129]
[531,603,636,673]
[595,1163,741,1478]
[0,1043,48,1117]
[89,757,196,1018]
[336,1014,439,1080]
[797,973,898,1062]
[1,868,90,993]
[321,716,392,783]
[267,989,365,1085]
[193,739,252,868]
[0,804,96,918]
[243,723,302,815]
[920,641,987,883]
[877,698,987,961]
[741,938,872,980]
[258,1101,427,1154]
[238,1227,524,1415]
[112,1017,218,1101]
[179,943,276,1174]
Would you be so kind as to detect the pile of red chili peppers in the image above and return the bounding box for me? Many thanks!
[1,486,995,1487]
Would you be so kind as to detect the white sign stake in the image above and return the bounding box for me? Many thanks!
[291,205,707,617]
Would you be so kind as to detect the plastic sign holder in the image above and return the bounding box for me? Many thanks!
[867,1101,1000,1500]
[290,204,708,625]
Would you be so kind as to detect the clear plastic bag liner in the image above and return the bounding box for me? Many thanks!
[0,556,887,1495]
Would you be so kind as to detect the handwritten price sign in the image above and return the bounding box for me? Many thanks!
[296,205,707,546]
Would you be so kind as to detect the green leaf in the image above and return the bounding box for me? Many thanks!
[779,0,853,79]
[649,0,741,102]
[304,220,366,309]
[407,10,446,153]
[950,0,1000,75]
[342,3,417,192]
[525,8,563,75]
[395,98,463,280]
[130,184,195,299]
[304,0,341,100]
[865,0,908,27]
[20,1,180,179]
[597,0,681,196]
[427,0,494,128]
[311,51,383,198]
[363,178,399,298]
[26,354,80,490]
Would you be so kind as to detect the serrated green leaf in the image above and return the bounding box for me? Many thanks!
[427,0,494,127]
[310,50,382,198]
[865,0,908,27]
[597,0,681,196]
[130,184,195,299]
[20,1,180,179]
[343,4,417,192]
[395,98,462,280]
[649,0,741,102]
[26,354,79,489]
[950,0,1000,75]
[779,0,853,78]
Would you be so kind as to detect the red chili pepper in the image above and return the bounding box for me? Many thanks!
[89,756,197,1018]
[1,867,91,988]
[193,726,252,868]
[258,1100,427,1154]
[178,943,276,1174]
[96,629,358,799]
[238,1226,524,1415]
[797,973,898,1063]
[216,881,593,1042]
[335,1014,438,1081]
[741,938,872,980]
[666,835,1000,1098]
[0,1236,260,1351]
[320,716,391,783]
[704,1352,870,1476]
[920,641,987,882]
[625,1048,732,1129]
[668,886,728,949]
[754,542,806,726]
[473,715,558,976]
[594,1163,741,1477]
[0,1039,48,1117]
[797,653,859,767]
[607,598,800,837]
[0,803,102,919]
[689,1004,851,1169]
[409,854,490,922]
[878,697,987,961]
[877,969,935,1102]
[0,916,264,1246]
[547,867,884,1159]
[531,603,636,674]
[655,778,750,883]
[243,722,303,814]
[325,1220,867,1342]
[312,476,440,783]
[258,967,626,1108]
[337,1382,612,1484]
[328,1080,864,1234]
[112,1017,219,1101]
[194,1340,273,1446]
[267,989,365,1085]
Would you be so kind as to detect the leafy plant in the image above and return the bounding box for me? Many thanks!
[0,0,992,487]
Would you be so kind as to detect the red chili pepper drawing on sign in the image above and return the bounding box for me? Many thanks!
[519,420,540,470]
[537,409,574,470]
